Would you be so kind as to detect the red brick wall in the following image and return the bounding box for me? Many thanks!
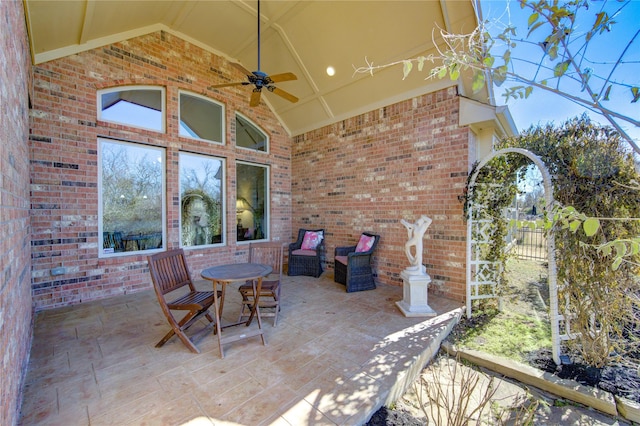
[1,1,34,424]
[29,31,292,309]
[292,88,470,301]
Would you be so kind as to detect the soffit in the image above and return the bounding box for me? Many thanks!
[24,0,487,136]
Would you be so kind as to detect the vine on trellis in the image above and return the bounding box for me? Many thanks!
[466,116,640,368]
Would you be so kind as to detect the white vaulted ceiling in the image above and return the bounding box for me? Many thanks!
[24,0,487,136]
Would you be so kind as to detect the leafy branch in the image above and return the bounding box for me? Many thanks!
[546,205,640,270]
[353,0,640,154]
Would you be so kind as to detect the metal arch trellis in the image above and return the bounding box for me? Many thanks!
[465,147,567,365]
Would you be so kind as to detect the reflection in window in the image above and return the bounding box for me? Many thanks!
[180,153,225,247]
[98,87,164,132]
[179,92,224,143]
[236,113,268,152]
[99,139,165,255]
[236,162,268,241]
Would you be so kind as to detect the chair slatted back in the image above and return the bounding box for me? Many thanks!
[249,242,284,278]
[239,242,285,326]
[147,248,215,353]
[148,249,194,296]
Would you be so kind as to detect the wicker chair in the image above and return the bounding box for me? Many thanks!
[334,232,380,292]
[287,228,325,277]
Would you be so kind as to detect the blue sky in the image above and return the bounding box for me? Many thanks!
[480,0,640,146]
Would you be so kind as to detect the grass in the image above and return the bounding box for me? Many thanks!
[450,258,552,364]
[453,307,552,364]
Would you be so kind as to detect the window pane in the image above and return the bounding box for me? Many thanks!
[179,92,224,143]
[99,87,163,131]
[236,114,267,152]
[180,153,225,247]
[236,163,268,241]
[100,139,165,255]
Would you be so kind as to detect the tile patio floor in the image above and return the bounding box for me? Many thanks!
[19,273,463,426]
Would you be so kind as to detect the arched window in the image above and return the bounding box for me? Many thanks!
[98,86,165,132]
[179,91,225,144]
[236,113,268,152]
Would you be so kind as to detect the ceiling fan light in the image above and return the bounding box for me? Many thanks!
[326,66,336,76]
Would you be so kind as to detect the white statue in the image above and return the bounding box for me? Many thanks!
[400,215,432,275]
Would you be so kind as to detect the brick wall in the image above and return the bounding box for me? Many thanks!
[29,30,473,310]
[0,1,34,424]
[29,31,292,310]
[292,88,470,301]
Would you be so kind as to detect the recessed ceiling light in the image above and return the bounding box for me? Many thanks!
[326,66,335,76]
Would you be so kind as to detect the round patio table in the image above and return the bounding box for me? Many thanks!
[201,263,271,358]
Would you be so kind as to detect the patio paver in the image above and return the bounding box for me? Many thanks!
[19,273,462,425]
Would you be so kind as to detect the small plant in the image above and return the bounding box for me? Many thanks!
[414,354,542,425]
[497,393,540,426]
[415,355,501,425]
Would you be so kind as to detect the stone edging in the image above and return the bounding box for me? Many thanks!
[442,342,640,424]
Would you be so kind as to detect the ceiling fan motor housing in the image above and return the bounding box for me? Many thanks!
[210,0,298,106]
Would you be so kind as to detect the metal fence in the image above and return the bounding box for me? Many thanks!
[512,226,547,260]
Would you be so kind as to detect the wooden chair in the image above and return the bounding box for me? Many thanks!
[103,231,124,252]
[287,228,325,277]
[147,249,219,353]
[334,232,380,292]
[238,242,284,326]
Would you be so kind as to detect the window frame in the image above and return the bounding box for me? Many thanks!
[235,112,269,153]
[178,91,226,145]
[235,161,270,243]
[98,137,166,258]
[97,86,166,133]
[179,152,226,249]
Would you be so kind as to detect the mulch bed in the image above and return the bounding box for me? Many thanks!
[365,406,424,426]
[450,310,640,404]
[527,347,640,404]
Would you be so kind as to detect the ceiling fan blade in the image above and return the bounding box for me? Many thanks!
[231,62,253,77]
[250,89,262,107]
[269,86,299,103]
[267,72,297,83]
[211,81,250,88]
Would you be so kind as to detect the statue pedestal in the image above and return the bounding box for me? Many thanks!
[395,269,436,317]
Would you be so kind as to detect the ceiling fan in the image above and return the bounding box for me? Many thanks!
[212,0,298,107]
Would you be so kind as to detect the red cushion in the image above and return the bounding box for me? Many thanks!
[301,230,323,250]
[355,235,375,252]
[335,255,348,265]
[292,249,316,256]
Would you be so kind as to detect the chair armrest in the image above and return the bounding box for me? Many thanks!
[347,252,374,269]
[335,245,356,256]
[288,241,301,254]
[348,250,373,258]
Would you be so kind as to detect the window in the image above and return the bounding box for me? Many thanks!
[180,153,225,247]
[236,162,269,242]
[179,92,224,144]
[98,86,165,132]
[99,138,165,256]
[236,113,268,152]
